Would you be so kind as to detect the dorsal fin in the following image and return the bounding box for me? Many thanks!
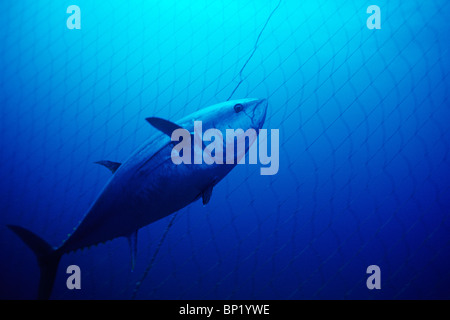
[95,160,122,174]
[127,230,138,272]
[146,117,184,137]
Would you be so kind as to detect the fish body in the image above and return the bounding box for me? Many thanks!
[7,98,268,299]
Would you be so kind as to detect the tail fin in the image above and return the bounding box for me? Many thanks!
[7,225,62,300]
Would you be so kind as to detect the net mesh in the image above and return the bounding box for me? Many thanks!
[0,0,449,299]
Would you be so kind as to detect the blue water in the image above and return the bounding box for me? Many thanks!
[1,0,449,299]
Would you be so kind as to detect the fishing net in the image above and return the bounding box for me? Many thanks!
[1,0,449,299]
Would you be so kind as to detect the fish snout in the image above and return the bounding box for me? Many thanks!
[251,98,268,129]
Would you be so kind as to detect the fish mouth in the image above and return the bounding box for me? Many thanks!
[250,98,268,129]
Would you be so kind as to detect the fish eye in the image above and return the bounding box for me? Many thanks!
[234,103,244,113]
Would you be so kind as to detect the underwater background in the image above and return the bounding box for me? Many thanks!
[1,0,449,299]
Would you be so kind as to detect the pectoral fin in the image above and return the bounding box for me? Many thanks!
[146,117,208,150]
[95,160,122,174]
[127,230,138,272]
[146,117,184,137]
